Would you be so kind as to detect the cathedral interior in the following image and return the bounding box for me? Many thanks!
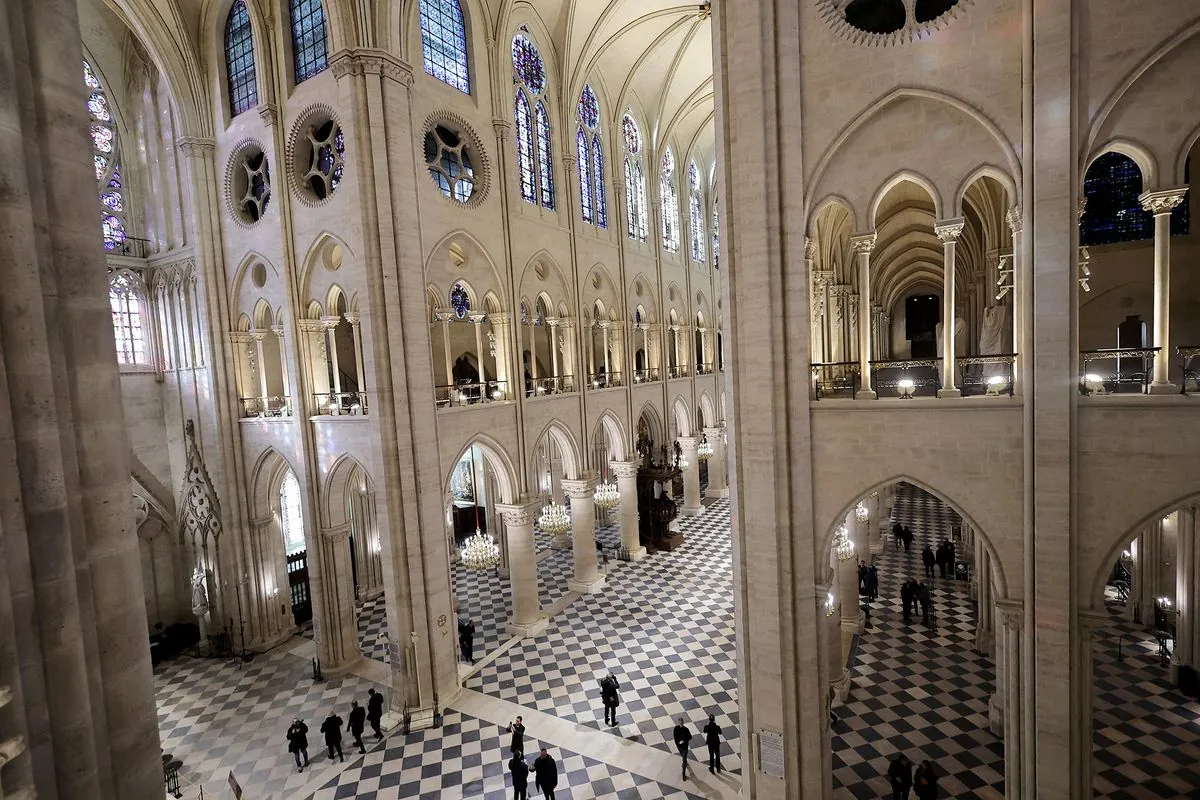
[1,0,1200,798]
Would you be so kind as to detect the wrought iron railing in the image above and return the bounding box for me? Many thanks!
[435,380,509,408]
[696,362,716,375]
[811,361,859,399]
[239,395,291,418]
[667,364,691,379]
[1078,348,1159,395]
[871,358,941,398]
[526,375,575,397]
[633,367,661,383]
[589,371,624,389]
[1178,345,1200,394]
[956,353,1017,397]
[313,391,369,415]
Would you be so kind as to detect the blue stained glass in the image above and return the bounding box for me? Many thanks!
[290,0,329,84]
[83,61,100,89]
[420,0,470,94]
[593,134,607,228]
[661,149,679,253]
[225,1,258,116]
[450,283,470,319]
[578,128,593,223]
[94,154,108,181]
[712,206,720,269]
[87,93,111,121]
[515,92,536,204]
[535,101,554,209]
[1081,152,1188,245]
[512,34,545,94]
[689,161,705,262]
[101,190,123,212]
[578,84,599,128]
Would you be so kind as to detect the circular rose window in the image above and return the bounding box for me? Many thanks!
[819,0,970,45]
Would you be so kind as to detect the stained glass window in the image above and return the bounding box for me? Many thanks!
[661,148,680,253]
[225,0,258,116]
[84,61,126,252]
[420,0,470,94]
[689,161,706,263]
[712,204,720,270]
[1081,152,1188,245]
[290,0,328,84]
[450,283,471,319]
[280,471,307,555]
[513,32,554,209]
[622,114,647,241]
[109,271,145,364]
[576,84,606,228]
[424,125,475,203]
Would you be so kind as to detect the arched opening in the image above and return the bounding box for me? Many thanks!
[278,468,312,626]
[321,289,366,415]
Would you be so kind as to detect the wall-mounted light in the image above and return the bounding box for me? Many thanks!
[897,378,916,399]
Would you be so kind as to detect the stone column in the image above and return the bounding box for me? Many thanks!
[251,330,270,410]
[1005,207,1024,395]
[806,237,823,362]
[609,460,645,560]
[547,319,560,381]
[1139,188,1187,392]
[989,599,1006,736]
[272,325,292,412]
[247,516,291,648]
[490,312,512,397]
[677,436,702,516]
[935,218,966,397]
[317,525,361,673]
[974,545,994,655]
[997,601,1024,800]
[496,501,548,637]
[703,426,728,498]
[345,311,367,397]
[1174,505,1198,681]
[1074,612,1108,799]
[1133,522,1164,627]
[850,233,877,398]
[836,541,861,695]
[563,477,605,593]
[825,581,849,701]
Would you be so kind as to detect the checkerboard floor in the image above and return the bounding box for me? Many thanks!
[833,483,1005,800]
[1092,600,1200,799]
[310,707,706,800]
[155,648,386,799]
[467,499,741,773]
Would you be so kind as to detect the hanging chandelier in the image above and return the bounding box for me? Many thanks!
[459,529,500,571]
[538,502,571,536]
[825,591,837,617]
[834,523,856,561]
[594,481,620,511]
[697,437,714,461]
[855,502,869,522]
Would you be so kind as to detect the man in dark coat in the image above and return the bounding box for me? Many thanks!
[459,618,476,664]
[508,754,530,800]
[673,718,693,779]
[320,710,345,762]
[702,714,723,773]
[348,700,367,753]
[900,580,913,622]
[507,716,526,757]
[286,718,309,772]
[366,688,384,739]
[532,748,558,800]
[892,522,903,549]
[914,759,939,799]
[922,545,936,579]
[867,566,879,601]
[599,673,620,726]
[888,753,913,800]
[918,583,933,625]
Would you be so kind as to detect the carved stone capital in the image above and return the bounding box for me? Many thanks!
[496,500,541,528]
[343,312,361,326]
[321,524,351,543]
[178,137,216,159]
[298,319,328,333]
[331,49,414,87]
[561,477,598,499]
[270,324,286,338]
[849,232,877,255]
[997,600,1024,631]
[804,236,818,261]
[493,118,513,141]
[1005,205,1023,235]
[229,331,254,344]
[1139,187,1188,215]
[934,217,966,243]
[608,459,640,480]
[257,103,279,127]
[563,154,579,170]
[489,312,512,325]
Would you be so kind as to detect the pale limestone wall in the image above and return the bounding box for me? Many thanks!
[120,372,173,490]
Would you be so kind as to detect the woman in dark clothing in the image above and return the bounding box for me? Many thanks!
[286,718,309,772]
[913,760,939,799]
[508,755,530,800]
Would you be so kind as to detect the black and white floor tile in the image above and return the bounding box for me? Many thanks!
[468,500,741,773]
[832,483,1005,800]
[310,707,706,800]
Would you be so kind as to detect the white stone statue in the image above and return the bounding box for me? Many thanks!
[190,567,210,618]
[979,306,1007,355]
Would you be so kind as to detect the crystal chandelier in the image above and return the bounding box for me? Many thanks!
[459,529,500,571]
[538,502,571,536]
[855,502,869,522]
[697,437,714,461]
[825,591,837,617]
[834,523,855,561]
[594,481,620,511]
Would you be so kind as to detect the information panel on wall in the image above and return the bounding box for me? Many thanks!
[758,729,785,779]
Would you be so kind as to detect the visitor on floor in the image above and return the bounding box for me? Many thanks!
[348,700,366,754]
[913,759,940,799]
[508,753,530,800]
[937,539,954,579]
[508,716,526,757]
[922,545,936,579]
[918,582,933,626]
[867,565,879,601]
[901,579,914,623]
[459,617,476,665]
[532,748,558,799]
[673,717,693,780]
[887,753,913,800]
[286,718,309,773]
[320,710,345,763]
[892,522,903,549]
[702,714,723,773]
[901,525,914,551]
[366,688,384,739]
[599,673,621,726]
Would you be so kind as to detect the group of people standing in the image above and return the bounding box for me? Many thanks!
[921,538,957,580]
[888,753,942,799]
[506,716,560,800]
[899,578,934,626]
[672,715,726,780]
[285,688,385,772]
[892,522,915,551]
[858,561,879,601]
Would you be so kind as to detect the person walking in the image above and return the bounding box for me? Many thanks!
[892,522,903,549]
[887,753,913,800]
[673,718,693,780]
[508,753,530,800]
[532,748,558,800]
[902,526,914,551]
[286,718,309,773]
[913,759,939,799]
[918,582,933,626]
[867,565,879,601]
[320,710,345,763]
[459,617,476,665]
[922,545,936,579]
[599,673,620,726]
[366,688,384,739]
[348,700,367,753]
[702,714,723,774]
[508,716,526,758]
[900,579,913,622]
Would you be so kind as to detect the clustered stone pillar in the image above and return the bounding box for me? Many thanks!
[677,436,702,515]
[497,501,548,637]
[1175,506,1199,682]
[997,602,1025,800]
[562,477,605,594]
[1131,521,1164,627]
[974,543,994,655]
[610,460,645,560]
[825,580,848,702]
[850,233,878,398]
[317,525,362,672]
[1138,188,1188,393]
[935,218,966,397]
[702,426,728,498]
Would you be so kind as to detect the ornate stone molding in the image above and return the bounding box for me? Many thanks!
[996,601,1023,631]
[330,49,414,87]
[490,312,512,325]
[178,137,216,158]
[177,419,222,546]
[1006,205,1023,235]
[608,460,640,479]
[815,0,975,47]
[849,232,877,255]
[492,118,512,141]
[257,103,279,128]
[561,477,598,499]
[1139,187,1188,215]
[495,501,541,528]
[298,318,328,333]
[321,524,352,543]
[804,236,818,261]
[813,269,835,288]
[934,217,966,242]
